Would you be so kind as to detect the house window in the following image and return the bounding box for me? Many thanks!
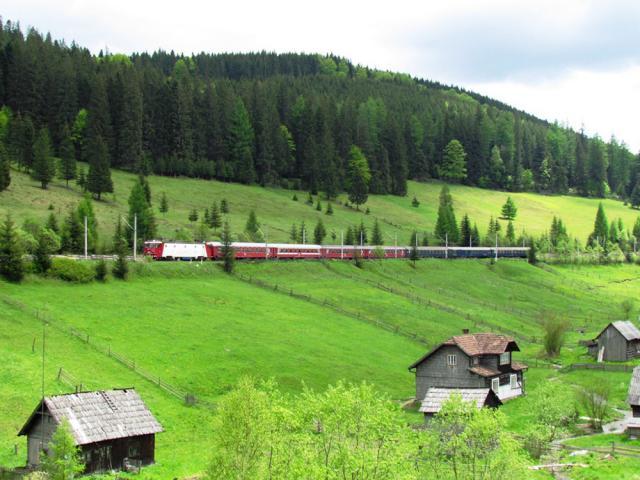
[499,352,511,365]
[447,354,457,366]
[128,441,140,458]
[491,377,499,392]
[510,374,518,389]
[472,356,479,365]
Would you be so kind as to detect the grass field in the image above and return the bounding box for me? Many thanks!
[2,260,640,478]
[2,165,640,249]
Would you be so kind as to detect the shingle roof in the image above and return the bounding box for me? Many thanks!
[18,389,163,445]
[627,366,640,406]
[510,361,528,371]
[609,321,640,341]
[409,333,519,369]
[468,366,500,377]
[419,388,501,413]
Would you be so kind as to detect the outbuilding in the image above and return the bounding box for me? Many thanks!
[626,367,640,436]
[419,387,502,422]
[18,388,162,474]
[590,321,640,362]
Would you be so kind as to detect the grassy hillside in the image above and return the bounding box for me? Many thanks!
[2,261,640,477]
[2,166,639,248]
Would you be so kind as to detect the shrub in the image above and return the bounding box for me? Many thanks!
[542,316,569,357]
[95,259,108,282]
[48,258,95,283]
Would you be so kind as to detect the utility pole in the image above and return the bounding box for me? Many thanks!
[360,231,363,247]
[445,232,449,258]
[265,225,269,259]
[84,216,88,259]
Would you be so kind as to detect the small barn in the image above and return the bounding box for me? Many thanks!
[590,321,640,362]
[18,389,162,473]
[419,387,502,422]
[626,367,640,436]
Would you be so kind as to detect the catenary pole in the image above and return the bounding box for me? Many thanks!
[133,214,137,261]
[84,215,88,259]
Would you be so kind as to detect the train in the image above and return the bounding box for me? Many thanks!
[143,240,529,261]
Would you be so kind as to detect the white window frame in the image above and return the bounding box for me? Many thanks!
[491,377,500,392]
[510,374,518,389]
[499,352,511,366]
[447,354,457,366]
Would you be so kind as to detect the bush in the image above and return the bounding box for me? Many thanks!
[48,258,95,283]
[95,259,108,282]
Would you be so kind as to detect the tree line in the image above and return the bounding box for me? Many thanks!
[1,19,639,203]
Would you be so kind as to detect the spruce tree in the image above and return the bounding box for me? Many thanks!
[411,196,420,207]
[460,214,472,247]
[501,197,517,220]
[228,98,255,184]
[60,208,83,253]
[220,198,229,213]
[0,215,24,282]
[630,181,640,209]
[220,221,235,273]
[33,230,52,274]
[471,224,480,247]
[290,223,298,242]
[209,202,222,230]
[371,219,383,245]
[633,217,640,242]
[299,221,307,244]
[528,240,538,265]
[32,128,56,189]
[590,203,609,246]
[345,226,355,245]
[95,259,108,282]
[316,200,322,211]
[76,167,87,192]
[439,139,467,182]
[86,135,113,200]
[506,221,516,246]
[245,210,260,241]
[434,186,459,244]
[346,145,371,209]
[0,143,10,192]
[46,213,59,234]
[188,209,199,223]
[325,203,333,215]
[58,125,76,187]
[159,192,169,214]
[313,219,326,244]
[112,219,128,280]
[77,194,99,252]
[127,177,156,247]
[410,241,419,266]
[356,220,368,245]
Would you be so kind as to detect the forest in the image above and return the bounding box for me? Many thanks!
[0,18,639,202]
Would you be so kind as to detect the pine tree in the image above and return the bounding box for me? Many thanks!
[0,215,24,282]
[439,139,467,182]
[245,210,260,240]
[46,213,59,234]
[60,208,83,253]
[345,226,355,245]
[127,177,156,247]
[33,230,52,274]
[411,196,420,208]
[58,124,76,187]
[325,203,333,215]
[590,202,609,246]
[506,221,516,246]
[313,219,326,244]
[460,214,472,247]
[228,98,255,184]
[630,181,640,209]
[209,202,222,230]
[159,192,169,214]
[528,240,538,265]
[221,221,235,273]
[290,223,298,242]
[188,209,199,223]
[32,128,55,189]
[139,174,151,204]
[371,218,383,245]
[434,186,459,244]
[346,145,371,209]
[112,219,128,280]
[86,135,113,200]
[76,167,87,192]
[220,199,229,213]
[471,224,480,247]
[501,197,517,220]
[0,143,10,192]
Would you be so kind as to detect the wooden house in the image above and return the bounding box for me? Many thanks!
[589,321,640,362]
[419,387,502,421]
[626,366,640,436]
[18,389,163,474]
[409,331,527,405]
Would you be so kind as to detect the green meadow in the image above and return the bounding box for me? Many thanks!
[2,166,640,249]
[2,260,640,478]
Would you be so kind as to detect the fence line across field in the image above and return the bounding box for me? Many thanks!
[1,295,211,409]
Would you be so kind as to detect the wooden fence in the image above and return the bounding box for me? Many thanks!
[2,295,210,409]
[563,363,638,373]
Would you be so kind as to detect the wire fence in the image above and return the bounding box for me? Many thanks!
[1,295,212,409]
[234,273,433,347]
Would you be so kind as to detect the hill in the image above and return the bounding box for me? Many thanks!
[0,18,638,206]
[2,260,640,477]
[2,166,639,248]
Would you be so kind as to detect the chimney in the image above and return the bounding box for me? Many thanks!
[462,328,470,335]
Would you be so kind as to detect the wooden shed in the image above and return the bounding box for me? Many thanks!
[18,389,163,474]
[626,367,640,436]
[590,321,640,362]
[419,387,502,423]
